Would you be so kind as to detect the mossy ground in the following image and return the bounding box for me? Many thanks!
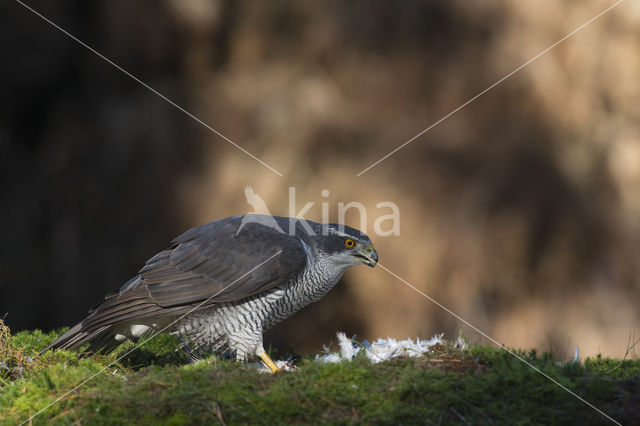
[1,320,638,425]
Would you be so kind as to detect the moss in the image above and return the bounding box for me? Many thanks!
[1,320,638,425]
[585,353,640,379]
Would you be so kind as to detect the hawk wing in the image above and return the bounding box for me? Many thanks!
[141,216,308,306]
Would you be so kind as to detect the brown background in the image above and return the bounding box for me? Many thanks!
[1,0,639,358]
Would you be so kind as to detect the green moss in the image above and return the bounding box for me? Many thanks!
[1,321,638,425]
[585,353,640,379]
[11,327,66,353]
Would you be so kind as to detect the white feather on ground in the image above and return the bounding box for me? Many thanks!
[252,332,463,372]
[316,332,446,364]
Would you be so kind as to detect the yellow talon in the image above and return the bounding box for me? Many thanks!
[258,351,280,373]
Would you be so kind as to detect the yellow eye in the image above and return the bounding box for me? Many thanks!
[344,239,355,248]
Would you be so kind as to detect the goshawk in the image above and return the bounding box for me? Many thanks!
[43,215,378,372]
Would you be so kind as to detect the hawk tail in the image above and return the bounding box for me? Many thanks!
[40,323,114,354]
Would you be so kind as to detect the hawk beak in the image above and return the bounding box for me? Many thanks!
[356,245,378,267]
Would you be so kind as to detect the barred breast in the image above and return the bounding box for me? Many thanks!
[172,254,345,360]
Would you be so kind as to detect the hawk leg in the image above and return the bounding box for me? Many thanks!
[258,350,280,373]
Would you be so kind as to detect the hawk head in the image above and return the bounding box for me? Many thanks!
[310,224,378,268]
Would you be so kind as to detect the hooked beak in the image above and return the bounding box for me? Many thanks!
[355,245,378,267]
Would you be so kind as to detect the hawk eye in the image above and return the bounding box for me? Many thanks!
[344,238,355,248]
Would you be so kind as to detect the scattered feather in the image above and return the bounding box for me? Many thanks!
[254,332,464,372]
[316,332,448,365]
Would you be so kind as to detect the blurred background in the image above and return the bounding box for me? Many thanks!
[1,0,639,358]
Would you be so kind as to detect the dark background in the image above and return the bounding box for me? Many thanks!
[2,0,638,357]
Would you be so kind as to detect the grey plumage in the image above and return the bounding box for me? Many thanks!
[43,215,378,367]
